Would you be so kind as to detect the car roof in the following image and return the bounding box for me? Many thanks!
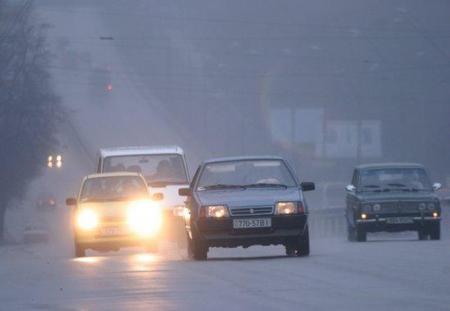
[85,172,143,179]
[356,162,425,170]
[99,145,184,158]
[202,155,285,165]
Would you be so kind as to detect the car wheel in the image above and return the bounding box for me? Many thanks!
[75,243,85,258]
[418,229,428,240]
[356,227,367,242]
[429,223,441,240]
[187,233,208,260]
[296,226,310,257]
[285,244,296,257]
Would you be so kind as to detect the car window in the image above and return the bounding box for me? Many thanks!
[359,168,432,191]
[102,154,188,185]
[80,176,148,202]
[197,160,297,190]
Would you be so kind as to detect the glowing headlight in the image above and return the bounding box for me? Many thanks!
[204,205,229,218]
[127,200,162,236]
[276,202,298,215]
[76,209,98,230]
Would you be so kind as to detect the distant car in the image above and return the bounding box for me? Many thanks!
[23,224,48,244]
[178,156,315,260]
[66,172,162,257]
[97,146,190,244]
[345,163,442,242]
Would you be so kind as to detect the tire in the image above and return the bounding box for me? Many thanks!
[285,245,296,257]
[356,227,367,242]
[296,225,310,257]
[418,229,428,240]
[429,223,441,240]
[187,234,208,260]
[75,243,85,257]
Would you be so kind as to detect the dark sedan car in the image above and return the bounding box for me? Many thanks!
[346,163,442,242]
[178,156,315,260]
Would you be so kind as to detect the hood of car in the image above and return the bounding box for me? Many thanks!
[356,191,439,202]
[78,201,131,219]
[196,187,301,207]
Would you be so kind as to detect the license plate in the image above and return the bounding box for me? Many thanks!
[233,218,271,229]
[99,226,127,236]
[386,217,413,224]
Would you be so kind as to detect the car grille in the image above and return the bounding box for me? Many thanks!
[378,202,419,214]
[230,206,273,216]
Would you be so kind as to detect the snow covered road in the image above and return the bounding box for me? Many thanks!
[1,236,449,311]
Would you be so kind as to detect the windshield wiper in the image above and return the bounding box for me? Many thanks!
[243,183,288,189]
[201,184,246,190]
[361,185,381,192]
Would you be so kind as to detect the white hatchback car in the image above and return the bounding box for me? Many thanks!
[97,146,190,243]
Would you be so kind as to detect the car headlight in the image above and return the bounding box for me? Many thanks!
[362,204,372,213]
[76,209,98,230]
[275,202,298,215]
[127,200,162,236]
[373,204,381,212]
[202,205,229,218]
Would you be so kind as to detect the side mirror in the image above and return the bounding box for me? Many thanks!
[432,183,442,191]
[66,197,77,206]
[301,182,315,192]
[152,192,164,201]
[178,187,192,196]
[346,185,356,192]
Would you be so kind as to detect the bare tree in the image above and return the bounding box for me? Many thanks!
[0,0,61,241]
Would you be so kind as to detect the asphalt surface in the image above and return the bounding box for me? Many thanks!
[1,234,449,311]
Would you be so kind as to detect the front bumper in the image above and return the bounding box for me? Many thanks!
[356,215,440,232]
[194,215,308,248]
[75,223,160,250]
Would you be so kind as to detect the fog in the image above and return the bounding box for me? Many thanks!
[41,0,450,180]
[0,0,448,237]
[1,1,450,310]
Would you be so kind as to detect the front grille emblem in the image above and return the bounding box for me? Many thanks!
[250,208,254,214]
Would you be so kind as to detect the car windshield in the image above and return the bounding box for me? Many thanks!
[102,154,188,185]
[80,176,148,202]
[197,159,297,190]
[359,168,432,192]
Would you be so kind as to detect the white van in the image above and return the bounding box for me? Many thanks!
[97,146,190,221]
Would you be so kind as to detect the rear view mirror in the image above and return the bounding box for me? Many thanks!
[66,198,77,206]
[346,185,356,192]
[178,187,192,196]
[301,182,315,192]
[152,192,164,201]
[432,183,442,191]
